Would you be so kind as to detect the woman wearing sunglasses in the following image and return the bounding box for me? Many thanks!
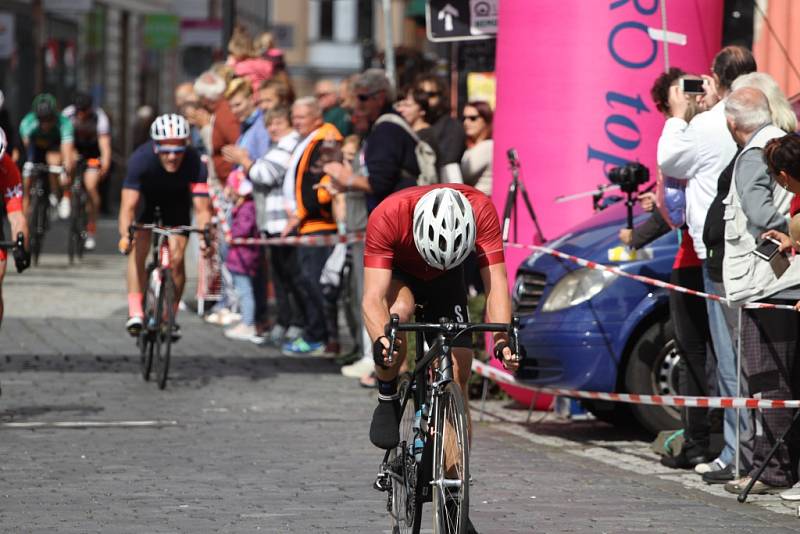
[460,101,494,196]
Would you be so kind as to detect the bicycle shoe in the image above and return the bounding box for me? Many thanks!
[126,316,144,337]
[170,323,182,341]
[369,398,401,449]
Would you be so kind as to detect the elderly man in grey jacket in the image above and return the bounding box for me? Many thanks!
[721,86,798,496]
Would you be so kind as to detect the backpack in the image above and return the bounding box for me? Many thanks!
[374,113,439,186]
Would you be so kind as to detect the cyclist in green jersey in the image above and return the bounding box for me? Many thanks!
[19,93,75,218]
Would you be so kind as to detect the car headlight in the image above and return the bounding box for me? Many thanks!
[541,268,617,312]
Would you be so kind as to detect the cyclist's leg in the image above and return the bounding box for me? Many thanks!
[83,163,102,237]
[45,150,64,197]
[128,229,151,314]
[167,233,189,306]
[370,277,416,449]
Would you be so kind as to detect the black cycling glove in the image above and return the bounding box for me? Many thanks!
[13,246,30,273]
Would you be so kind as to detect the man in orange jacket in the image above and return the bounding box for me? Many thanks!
[281,97,343,356]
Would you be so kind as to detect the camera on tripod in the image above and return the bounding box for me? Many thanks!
[608,162,649,194]
[608,162,651,229]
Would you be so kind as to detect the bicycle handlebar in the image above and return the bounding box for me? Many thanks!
[0,232,24,250]
[124,223,213,255]
[383,314,523,368]
[22,162,65,176]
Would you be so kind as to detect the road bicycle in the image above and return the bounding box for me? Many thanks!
[126,215,211,389]
[22,162,64,266]
[374,312,521,534]
[67,157,99,264]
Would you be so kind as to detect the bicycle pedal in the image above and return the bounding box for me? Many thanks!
[373,471,392,492]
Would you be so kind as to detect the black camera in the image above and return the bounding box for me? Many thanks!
[608,162,650,194]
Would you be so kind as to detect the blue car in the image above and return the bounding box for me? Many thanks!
[513,202,682,434]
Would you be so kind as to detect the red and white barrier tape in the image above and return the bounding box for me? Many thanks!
[506,242,799,313]
[472,360,800,409]
[207,183,797,311]
[229,232,366,246]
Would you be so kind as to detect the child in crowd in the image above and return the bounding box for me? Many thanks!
[224,170,263,344]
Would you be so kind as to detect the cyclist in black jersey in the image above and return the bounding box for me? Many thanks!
[63,92,113,250]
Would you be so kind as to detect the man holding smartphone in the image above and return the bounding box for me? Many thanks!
[719,86,797,496]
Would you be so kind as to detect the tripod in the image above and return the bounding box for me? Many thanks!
[502,148,545,244]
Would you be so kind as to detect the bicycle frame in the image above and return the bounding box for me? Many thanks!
[378,314,521,534]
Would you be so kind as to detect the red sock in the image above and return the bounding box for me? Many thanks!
[128,292,144,318]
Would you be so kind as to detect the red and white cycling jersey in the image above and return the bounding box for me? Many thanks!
[364,184,505,281]
[0,154,22,215]
[0,154,22,262]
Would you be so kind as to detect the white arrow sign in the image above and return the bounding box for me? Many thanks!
[438,3,459,32]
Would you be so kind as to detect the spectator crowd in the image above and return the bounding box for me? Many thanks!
[167,26,495,390]
[140,26,800,505]
[621,44,800,501]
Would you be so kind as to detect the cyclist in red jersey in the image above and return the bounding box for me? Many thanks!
[0,127,31,327]
[363,184,521,453]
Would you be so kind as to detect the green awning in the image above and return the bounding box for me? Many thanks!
[406,0,426,17]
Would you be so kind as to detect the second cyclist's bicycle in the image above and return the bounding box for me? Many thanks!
[126,216,210,389]
[22,162,64,265]
[374,312,521,534]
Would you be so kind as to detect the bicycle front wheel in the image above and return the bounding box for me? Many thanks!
[154,269,176,390]
[139,266,158,381]
[432,382,469,534]
[28,190,45,266]
[389,374,418,534]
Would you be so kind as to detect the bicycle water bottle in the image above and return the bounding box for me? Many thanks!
[412,404,427,463]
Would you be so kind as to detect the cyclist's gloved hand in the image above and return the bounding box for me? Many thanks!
[12,246,30,273]
[493,340,525,373]
[373,335,402,369]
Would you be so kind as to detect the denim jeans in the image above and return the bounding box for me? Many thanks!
[703,264,753,469]
[231,272,256,326]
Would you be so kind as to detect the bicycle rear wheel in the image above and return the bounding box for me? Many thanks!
[389,374,418,534]
[67,194,82,264]
[154,269,176,390]
[139,266,158,381]
[432,382,469,534]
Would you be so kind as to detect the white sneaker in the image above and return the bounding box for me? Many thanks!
[220,311,241,326]
[205,308,238,325]
[84,236,96,251]
[694,457,725,475]
[341,357,374,378]
[780,485,800,501]
[224,323,264,344]
[58,197,71,219]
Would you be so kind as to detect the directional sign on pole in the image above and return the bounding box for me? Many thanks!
[426,0,497,42]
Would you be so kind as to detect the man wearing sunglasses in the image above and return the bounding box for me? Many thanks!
[117,113,212,336]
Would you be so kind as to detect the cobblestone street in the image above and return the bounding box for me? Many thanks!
[1,220,799,532]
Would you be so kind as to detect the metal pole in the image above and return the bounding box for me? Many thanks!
[735,307,742,478]
[381,0,396,90]
[659,0,670,72]
[479,377,488,422]
[33,0,45,94]
[222,0,237,51]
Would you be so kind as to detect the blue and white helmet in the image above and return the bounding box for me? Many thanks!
[150,113,190,141]
[413,187,476,271]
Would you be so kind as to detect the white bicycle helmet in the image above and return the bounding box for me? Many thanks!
[150,113,190,141]
[0,127,7,159]
[413,187,476,271]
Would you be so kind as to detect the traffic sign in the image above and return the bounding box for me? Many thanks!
[426,0,498,42]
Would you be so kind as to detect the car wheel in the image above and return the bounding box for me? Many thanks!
[624,318,682,435]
